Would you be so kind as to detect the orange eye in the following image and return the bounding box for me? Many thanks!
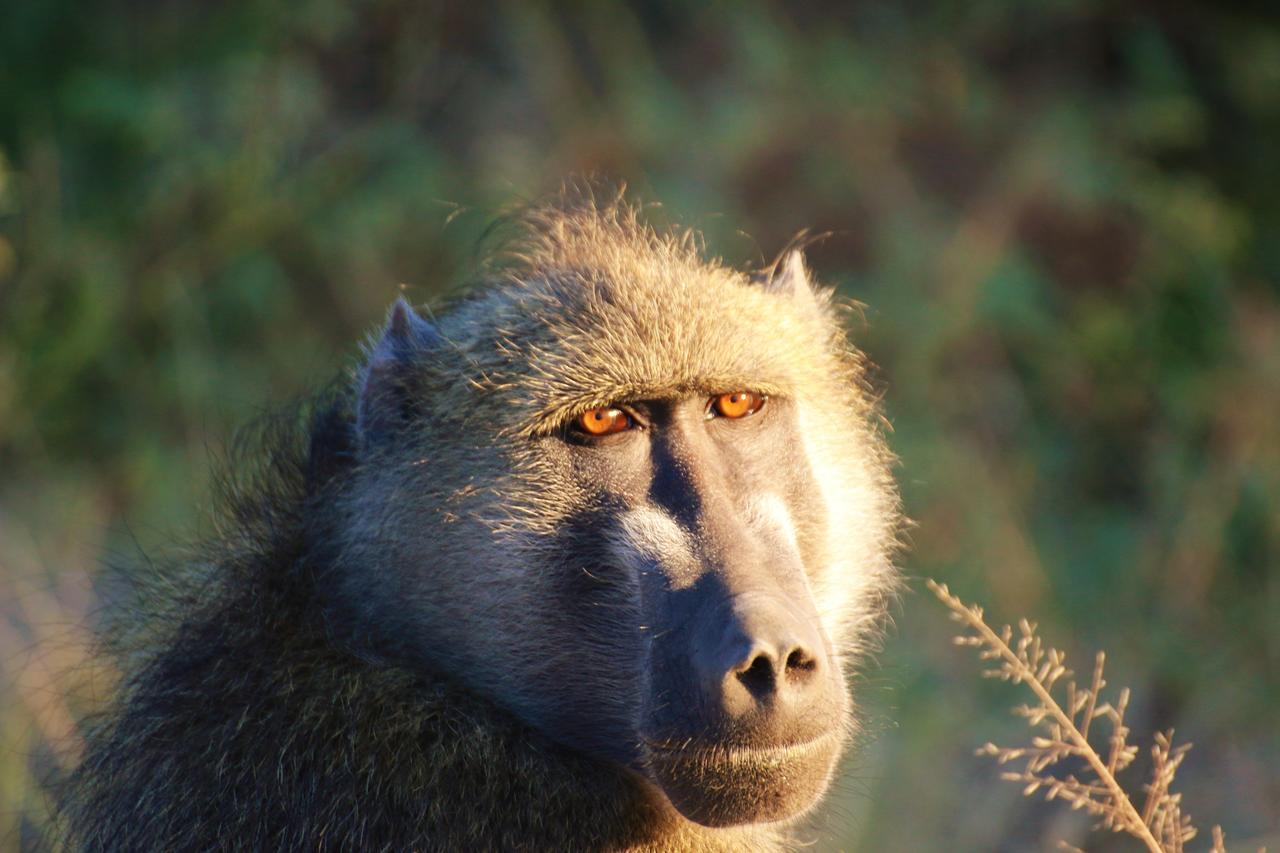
[576,408,632,436]
[713,391,765,419]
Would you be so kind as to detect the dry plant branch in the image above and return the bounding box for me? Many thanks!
[927,579,1237,853]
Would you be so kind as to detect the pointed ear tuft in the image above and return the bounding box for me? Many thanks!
[369,297,440,364]
[357,298,439,447]
[763,250,813,300]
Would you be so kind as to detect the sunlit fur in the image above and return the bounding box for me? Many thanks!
[57,189,901,851]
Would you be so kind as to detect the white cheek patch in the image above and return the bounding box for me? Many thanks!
[609,507,700,590]
[740,494,801,555]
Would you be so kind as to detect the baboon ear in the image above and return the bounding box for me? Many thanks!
[356,297,440,446]
[763,250,815,301]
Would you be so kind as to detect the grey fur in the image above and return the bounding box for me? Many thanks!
[57,191,901,851]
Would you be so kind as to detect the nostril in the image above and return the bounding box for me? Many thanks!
[785,647,818,680]
[736,653,777,697]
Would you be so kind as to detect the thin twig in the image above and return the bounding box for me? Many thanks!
[929,579,1164,853]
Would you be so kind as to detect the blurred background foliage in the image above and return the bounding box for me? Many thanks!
[1,1,1277,849]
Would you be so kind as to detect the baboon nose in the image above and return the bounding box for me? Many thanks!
[732,640,820,698]
[710,595,829,717]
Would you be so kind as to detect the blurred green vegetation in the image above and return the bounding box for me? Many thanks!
[2,1,1277,849]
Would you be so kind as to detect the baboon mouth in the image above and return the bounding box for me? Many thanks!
[643,730,844,827]
[643,729,840,766]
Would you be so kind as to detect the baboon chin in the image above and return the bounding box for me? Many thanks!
[648,729,845,827]
[59,192,900,851]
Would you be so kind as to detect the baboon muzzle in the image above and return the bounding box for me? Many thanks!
[641,577,847,826]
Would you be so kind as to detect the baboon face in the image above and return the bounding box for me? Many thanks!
[551,390,850,826]
[343,233,896,828]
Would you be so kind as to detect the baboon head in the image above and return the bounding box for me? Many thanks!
[336,199,898,827]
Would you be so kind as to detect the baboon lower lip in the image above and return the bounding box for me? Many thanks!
[643,729,844,827]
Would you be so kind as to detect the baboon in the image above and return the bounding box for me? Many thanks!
[57,193,900,851]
